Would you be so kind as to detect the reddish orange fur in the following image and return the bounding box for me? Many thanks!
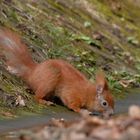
[0,28,114,114]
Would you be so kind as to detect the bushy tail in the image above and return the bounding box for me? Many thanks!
[0,28,36,77]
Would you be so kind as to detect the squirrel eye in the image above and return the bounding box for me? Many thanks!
[101,100,108,108]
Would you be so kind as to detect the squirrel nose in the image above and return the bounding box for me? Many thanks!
[108,111,114,117]
[103,108,114,118]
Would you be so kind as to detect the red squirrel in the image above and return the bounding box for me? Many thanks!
[0,28,114,117]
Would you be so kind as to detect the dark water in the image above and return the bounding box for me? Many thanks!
[115,89,140,114]
[0,89,140,138]
[0,110,79,134]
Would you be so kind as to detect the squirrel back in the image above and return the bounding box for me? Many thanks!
[0,28,36,78]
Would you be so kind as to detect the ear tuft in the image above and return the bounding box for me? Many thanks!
[96,85,103,94]
[95,70,108,91]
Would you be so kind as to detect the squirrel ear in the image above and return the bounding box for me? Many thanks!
[95,70,108,93]
[96,85,103,94]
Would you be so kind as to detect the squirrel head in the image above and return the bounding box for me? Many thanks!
[88,71,114,118]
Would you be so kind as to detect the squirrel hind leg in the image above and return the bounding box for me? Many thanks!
[37,98,55,106]
[32,66,61,106]
[34,83,56,105]
[34,77,60,106]
[34,90,55,106]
